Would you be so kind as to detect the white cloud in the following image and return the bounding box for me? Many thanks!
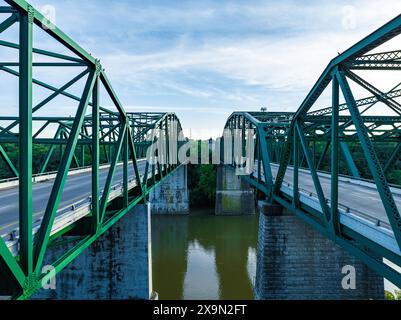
[94,0,401,112]
[4,0,401,136]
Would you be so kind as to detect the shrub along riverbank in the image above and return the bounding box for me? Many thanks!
[187,164,217,209]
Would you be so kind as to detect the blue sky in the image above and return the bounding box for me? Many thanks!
[6,0,401,138]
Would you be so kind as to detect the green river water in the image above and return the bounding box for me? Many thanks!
[151,210,259,300]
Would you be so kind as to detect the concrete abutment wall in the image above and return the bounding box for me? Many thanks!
[150,165,189,215]
[33,204,152,300]
[33,165,190,300]
[215,165,256,215]
[255,201,384,300]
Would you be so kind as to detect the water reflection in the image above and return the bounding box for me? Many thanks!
[151,211,258,300]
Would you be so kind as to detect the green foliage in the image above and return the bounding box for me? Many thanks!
[304,141,401,185]
[385,290,401,300]
[388,170,401,185]
[188,164,217,208]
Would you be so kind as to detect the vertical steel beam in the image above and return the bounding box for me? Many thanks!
[293,128,299,208]
[296,123,331,225]
[127,128,143,192]
[242,116,246,161]
[337,71,401,249]
[91,77,99,233]
[33,71,96,273]
[18,7,33,276]
[331,75,340,235]
[256,126,274,186]
[142,160,149,188]
[123,125,128,208]
[99,125,126,223]
[165,116,169,170]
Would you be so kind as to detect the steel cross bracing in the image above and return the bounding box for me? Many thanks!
[0,0,185,299]
[222,14,401,288]
[0,112,182,174]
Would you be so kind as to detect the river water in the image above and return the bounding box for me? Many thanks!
[151,210,259,300]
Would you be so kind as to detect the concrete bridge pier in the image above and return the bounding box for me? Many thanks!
[150,165,189,215]
[215,165,256,215]
[33,204,152,300]
[255,201,384,300]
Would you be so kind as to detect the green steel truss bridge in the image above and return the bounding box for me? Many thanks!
[1,0,401,299]
[0,0,184,299]
[222,15,401,289]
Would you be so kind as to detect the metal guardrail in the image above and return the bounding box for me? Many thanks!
[252,165,394,230]
[280,179,392,230]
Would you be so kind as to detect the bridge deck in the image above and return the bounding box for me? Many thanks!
[241,162,401,256]
[270,163,401,228]
[1,161,401,257]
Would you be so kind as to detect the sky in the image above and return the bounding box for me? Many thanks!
[3,0,401,138]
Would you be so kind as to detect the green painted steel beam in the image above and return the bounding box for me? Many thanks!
[91,77,100,233]
[0,1,186,299]
[5,0,96,64]
[0,39,85,63]
[330,75,340,236]
[340,142,361,178]
[293,14,401,121]
[296,123,331,225]
[0,145,18,177]
[0,13,17,33]
[0,5,15,13]
[337,71,401,250]
[18,8,33,277]
[100,71,127,119]
[123,127,129,208]
[17,162,184,300]
[128,127,144,193]
[292,127,300,208]
[0,65,115,117]
[99,125,126,223]
[0,239,25,289]
[33,70,96,274]
[221,12,401,292]
[384,142,401,173]
[0,62,86,67]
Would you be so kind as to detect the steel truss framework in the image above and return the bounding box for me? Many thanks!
[223,15,401,287]
[0,112,181,176]
[0,0,184,299]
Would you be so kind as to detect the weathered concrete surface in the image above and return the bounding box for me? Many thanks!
[150,165,189,215]
[255,201,384,300]
[33,204,152,300]
[215,165,256,215]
